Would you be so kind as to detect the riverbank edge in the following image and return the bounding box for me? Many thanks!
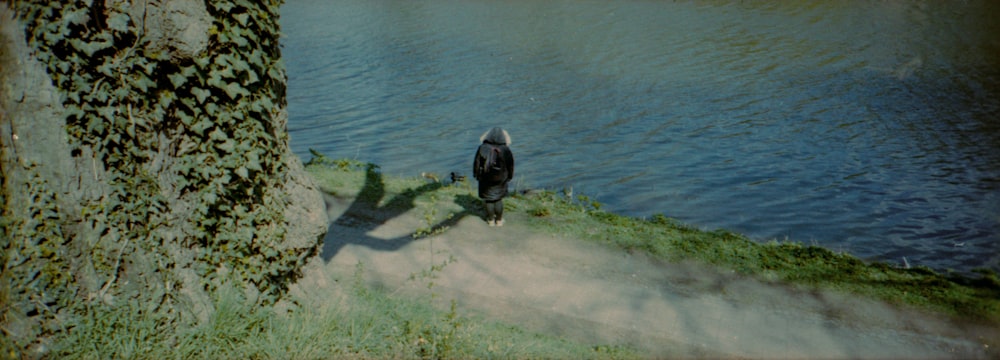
[306,156,1000,326]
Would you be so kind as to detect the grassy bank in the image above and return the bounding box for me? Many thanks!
[519,191,1000,322]
[307,156,1000,324]
[40,157,998,358]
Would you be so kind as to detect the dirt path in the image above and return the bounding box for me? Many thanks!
[296,192,995,359]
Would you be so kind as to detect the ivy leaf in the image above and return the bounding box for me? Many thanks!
[181,64,199,78]
[245,151,262,172]
[64,107,85,121]
[223,82,250,100]
[234,13,250,26]
[267,65,284,82]
[97,106,116,121]
[216,112,233,126]
[207,67,235,89]
[96,62,115,76]
[133,114,149,132]
[177,109,194,126]
[205,102,219,116]
[67,90,81,104]
[70,38,112,57]
[107,12,130,32]
[191,119,213,136]
[231,33,249,47]
[244,69,259,85]
[113,85,130,102]
[87,116,106,134]
[63,7,90,26]
[204,191,218,205]
[231,58,251,73]
[133,74,155,93]
[195,55,211,68]
[200,165,220,181]
[247,49,264,67]
[209,127,228,141]
[178,96,197,113]
[234,0,255,11]
[217,173,232,185]
[213,54,237,71]
[168,72,188,88]
[235,166,249,179]
[214,2,236,12]
[69,39,111,57]
[191,87,211,104]
[95,87,110,103]
[216,139,236,153]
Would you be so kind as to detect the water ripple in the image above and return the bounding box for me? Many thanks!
[283,0,1000,274]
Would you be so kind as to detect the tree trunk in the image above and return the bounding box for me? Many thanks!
[0,0,326,354]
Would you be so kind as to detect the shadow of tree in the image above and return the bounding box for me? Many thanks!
[321,164,482,261]
[415,193,482,238]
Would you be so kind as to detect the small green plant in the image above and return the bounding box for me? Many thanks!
[412,192,454,239]
[408,254,458,292]
[409,300,462,359]
[306,148,364,170]
[409,191,458,292]
[576,194,603,211]
[530,206,552,217]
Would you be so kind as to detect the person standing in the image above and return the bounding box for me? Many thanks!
[473,127,514,227]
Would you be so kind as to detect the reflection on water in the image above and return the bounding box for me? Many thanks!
[282,0,1000,273]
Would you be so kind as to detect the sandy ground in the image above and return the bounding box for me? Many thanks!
[291,192,998,359]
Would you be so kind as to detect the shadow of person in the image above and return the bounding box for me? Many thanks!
[322,164,445,261]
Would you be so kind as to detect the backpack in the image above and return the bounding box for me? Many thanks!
[480,145,507,182]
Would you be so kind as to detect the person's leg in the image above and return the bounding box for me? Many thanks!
[495,199,504,227]
[484,200,497,225]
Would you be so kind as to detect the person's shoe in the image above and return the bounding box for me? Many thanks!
[487,219,496,227]
[495,219,504,227]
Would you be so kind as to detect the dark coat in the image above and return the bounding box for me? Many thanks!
[473,128,514,201]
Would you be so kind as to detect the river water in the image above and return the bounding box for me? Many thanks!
[281,0,1000,274]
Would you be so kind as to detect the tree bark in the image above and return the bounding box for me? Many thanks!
[0,1,326,354]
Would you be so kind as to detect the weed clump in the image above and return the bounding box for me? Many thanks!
[529,206,552,217]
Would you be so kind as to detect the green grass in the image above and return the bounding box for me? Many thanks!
[501,175,1000,324]
[547,197,994,321]
[40,156,999,358]
[309,156,1000,324]
[48,269,636,360]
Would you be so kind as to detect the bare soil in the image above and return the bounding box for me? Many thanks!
[292,192,997,359]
